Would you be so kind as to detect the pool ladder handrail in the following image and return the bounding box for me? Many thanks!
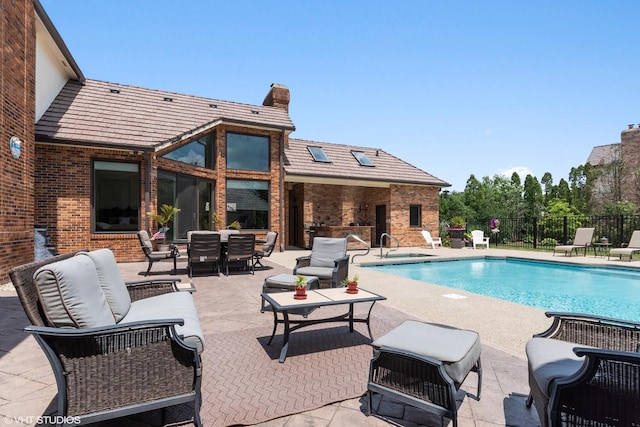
[380,233,399,258]
[346,234,370,263]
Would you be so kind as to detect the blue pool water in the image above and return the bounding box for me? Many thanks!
[368,258,640,322]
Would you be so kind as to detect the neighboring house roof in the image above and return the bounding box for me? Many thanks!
[587,143,619,166]
[35,79,295,150]
[284,138,450,187]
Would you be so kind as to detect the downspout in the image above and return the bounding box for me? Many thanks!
[144,150,152,231]
[279,130,285,252]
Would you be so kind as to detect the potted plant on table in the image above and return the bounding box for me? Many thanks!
[342,274,359,294]
[147,204,180,251]
[294,274,307,300]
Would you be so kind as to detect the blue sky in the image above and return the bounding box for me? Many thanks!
[41,1,639,191]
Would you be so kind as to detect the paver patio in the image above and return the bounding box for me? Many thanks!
[2,245,634,426]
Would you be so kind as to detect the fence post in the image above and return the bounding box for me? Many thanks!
[619,215,625,246]
[533,217,538,249]
[563,216,568,244]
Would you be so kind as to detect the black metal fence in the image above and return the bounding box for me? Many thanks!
[441,215,640,250]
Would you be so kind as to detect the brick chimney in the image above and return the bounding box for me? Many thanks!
[263,83,290,112]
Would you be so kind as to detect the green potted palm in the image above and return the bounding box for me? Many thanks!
[147,204,180,250]
[341,274,359,294]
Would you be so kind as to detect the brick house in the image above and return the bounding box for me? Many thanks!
[0,0,449,278]
[587,124,640,207]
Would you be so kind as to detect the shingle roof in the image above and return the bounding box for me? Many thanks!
[587,143,619,166]
[284,138,450,187]
[35,79,295,149]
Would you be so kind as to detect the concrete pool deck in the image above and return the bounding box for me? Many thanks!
[1,245,637,426]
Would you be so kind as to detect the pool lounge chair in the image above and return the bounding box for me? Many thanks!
[609,230,640,261]
[553,227,594,257]
[421,230,442,249]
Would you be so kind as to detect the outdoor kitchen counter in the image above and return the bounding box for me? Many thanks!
[311,226,374,249]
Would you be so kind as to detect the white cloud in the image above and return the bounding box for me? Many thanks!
[499,166,532,178]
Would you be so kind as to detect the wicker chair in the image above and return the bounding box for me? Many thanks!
[293,237,349,288]
[9,252,203,427]
[526,312,640,426]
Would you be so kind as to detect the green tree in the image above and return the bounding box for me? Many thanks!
[523,174,543,218]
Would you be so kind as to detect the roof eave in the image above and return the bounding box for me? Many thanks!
[284,173,450,188]
[33,0,86,84]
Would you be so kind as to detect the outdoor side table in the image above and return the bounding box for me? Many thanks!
[367,320,482,427]
[592,242,612,257]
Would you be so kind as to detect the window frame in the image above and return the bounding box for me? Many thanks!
[92,159,141,234]
[226,131,270,171]
[351,150,375,167]
[162,132,216,169]
[307,146,331,163]
[225,178,270,230]
[409,204,422,228]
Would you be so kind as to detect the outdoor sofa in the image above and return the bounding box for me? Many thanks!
[525,312,640,426]
[9,248,204,426]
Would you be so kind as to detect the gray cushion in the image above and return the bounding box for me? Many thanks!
[526,337,588,397]
[34,256,116,328]
[372,320,481,384]
[264,274,320,290]
[309,238,346,268]
[294,266,334,279]
[78,249,131,322]
[120,291,205,354]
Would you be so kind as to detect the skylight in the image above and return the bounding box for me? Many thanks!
[308,146,331,163]
[351,151,375,167]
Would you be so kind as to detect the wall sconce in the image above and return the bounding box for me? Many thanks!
[10,136,22,159]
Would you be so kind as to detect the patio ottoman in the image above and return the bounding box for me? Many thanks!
[367,320,482,427]
[261,273,320,315]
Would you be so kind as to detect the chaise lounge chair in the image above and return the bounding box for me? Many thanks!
[608,230,640,261]
[553,227,594,257]
[421,230,442,249]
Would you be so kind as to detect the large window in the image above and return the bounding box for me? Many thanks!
[410,205,422,228]
[162,133,214,168]
[93,161,140,232]
[226,179,269,229]
[226,132,269,171]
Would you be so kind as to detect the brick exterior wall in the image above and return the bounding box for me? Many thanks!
[1,0,36,280]
[621,126,640,204]
[35,124,284,262]
[287,182,439,248]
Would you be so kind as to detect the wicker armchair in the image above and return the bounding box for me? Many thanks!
[526,312,640,427]
[293,237,349,288]
[9,252,203,427]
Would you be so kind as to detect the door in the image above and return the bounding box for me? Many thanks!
[175,175,197,239]
[375,205,387,247]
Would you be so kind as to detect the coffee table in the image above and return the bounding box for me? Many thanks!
[261,287,386,362]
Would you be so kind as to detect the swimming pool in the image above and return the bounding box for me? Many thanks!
[368,258,640,322]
